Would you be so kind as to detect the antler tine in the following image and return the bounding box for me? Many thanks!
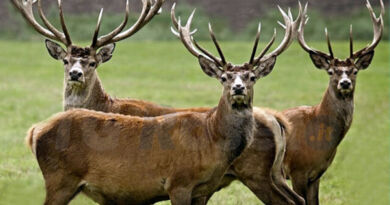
[193,39,225,67]
[170,3,197,37]
[297,4,333,60]
[277,2,304,48]
[256,5,293,62]
[292,2,304,40]
[253,29,276,65]
[57,0,72,45]
[10,0,61,42]
[188,12,224,65]
[170,3,179,31]
[350,25,353,58]
[91,8,104,48]
[140,0,165,28]
[172,8,203,57]
[351,0,384,59]
[110,0,163,43]
[37,0,65,43]
[93,0,130,48]
[176,10,201,58]
[208,23,227,66]
[249,23,261,64]
[325,28,334,58]
[380,0,385,17]
[171,4,224,67]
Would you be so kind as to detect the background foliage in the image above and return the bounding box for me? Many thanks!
[1,1,389,41]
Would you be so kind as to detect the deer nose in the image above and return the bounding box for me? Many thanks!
[234,84,243,89]
[340,80,351,89]
[233,85,244,94]
[69,70,83,80]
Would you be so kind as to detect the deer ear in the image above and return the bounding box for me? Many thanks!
[355,51,374,70]
[309,52,330,70]
[97,43,116,63]
[45,39,66,60]
[198,56,223,78]
[253,56,277,78]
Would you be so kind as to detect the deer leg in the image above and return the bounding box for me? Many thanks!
[290,174,309,204]
[306,179,320,205]
[191,196,207,205]
[239,175,295,205]
[43,174,82,205]
[168,187,192,205]
[272,172,306,205]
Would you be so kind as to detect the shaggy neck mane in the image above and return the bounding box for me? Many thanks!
[316,84,354,146]
[64,73,110,111]
[208,93,254,163]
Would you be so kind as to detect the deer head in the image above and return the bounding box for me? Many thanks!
[171,3,302,109]
[11,0,164,88]
[298,0,384,99]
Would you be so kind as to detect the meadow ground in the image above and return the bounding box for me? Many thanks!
[0,40,388,205]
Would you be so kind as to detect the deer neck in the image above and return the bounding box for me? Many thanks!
[208,91,255,163]
[315,83,354,146]
[64,73,110,111]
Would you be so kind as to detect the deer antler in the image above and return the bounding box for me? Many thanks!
[250,3,303,65]
[170,3,226,67]
[297,3,334,60]
[351,0,385,59]
[299,0,385,60]
[171,3,299,68]
[91,0,165,49]
[10,0,72,46]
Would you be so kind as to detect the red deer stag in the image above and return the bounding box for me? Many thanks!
[282,0,385,204]
[13,1,300,203]
[14,0,301,204]
[25,19,285,203]
[171,3,305,205]
[11,0,209,115]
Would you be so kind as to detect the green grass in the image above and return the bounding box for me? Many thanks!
[0,40,388,205]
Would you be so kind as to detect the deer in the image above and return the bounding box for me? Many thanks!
[13,0,303,204]
[170,3,306,205]
[10,0,210,115]
[14,0,302,204]
[12,0,303,204]
[282,0,385,204]
[24,7,294,202]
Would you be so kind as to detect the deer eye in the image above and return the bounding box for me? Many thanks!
[353,70,358,75]
[327,70,334,75]
[250,76,256,82]
[89,62,96,67]
[63,60,69,65]
[221,77,227,82]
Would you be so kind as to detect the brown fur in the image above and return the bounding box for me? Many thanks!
[283,86,355,205]
[57,49,301,204]
[63,70,210,116]
[27,69,304,205]
[64,85,301,205]
[28,80,258,205]
[39,41,299,204]
[283,43,376,204]
[263,108,292,136]
[26,127,35,151]
[53,52,300,205]
[205,108,303,205]
[68,46,93,58]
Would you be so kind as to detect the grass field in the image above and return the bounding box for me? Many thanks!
[0,40,388,205]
